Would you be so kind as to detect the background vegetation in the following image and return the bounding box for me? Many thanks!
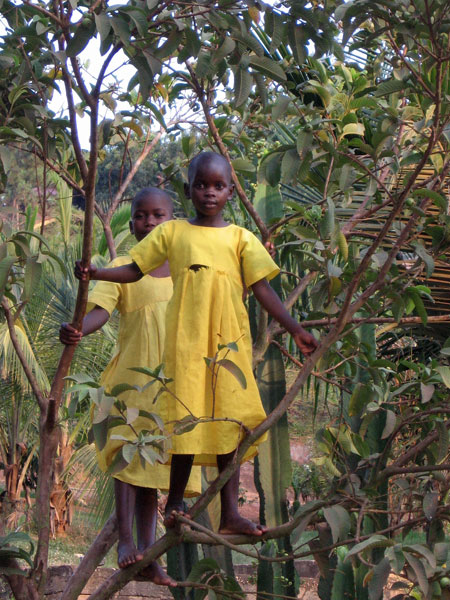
[0,1,449,599]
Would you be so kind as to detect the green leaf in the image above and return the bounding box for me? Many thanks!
[403,552,429,596]
[216,359,247,389]
[374,79,407,97]
[287,22,306,64]
[434,542,449,565]
[411,241,434,277]
[342,123,365,137]
[435,421,449,462]
[66,20,94,57]
[107,448,129,475]
[381,409,396,439]
[319,198,335,238]
[196,51,213,78]
[281,148,299,184]
[391,297,405,322]
[0,256,16,298]
[109,434,130,442]
[187,558,220,584]
[139,446,164,465]
[65,373,99,385]
[92,394,114,423]
[345,535,394,562]
[126,407,139,424]
[234,68,253,108]
[423,490,439,521]
[129,366,161,378]
[303,80,331,106]
[139,410,164,431]
[22,256,42,303]
[412,188,447,210]
[436,366,450,387]
[368,557,391,600]
[323,506,351,544]
[92,421,108,451]
[232,158,255,174]
[148,103,166,130]
[296,130,313,157]
[249,56,286,82]
[406,288,428,325]
[420,382,434,403]
[272,95,291,120]
[110,383,140,396]
[94,12,111,41]
[348,383,368,416]
[213,36,235,63]
[173,415,198,435]
[122,443,137,464]
[349,97,379,110]
[217,341,239,352]
[254,184,284,224]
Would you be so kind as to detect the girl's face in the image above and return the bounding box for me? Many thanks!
[130,195,172,242]
[186,160,234,219]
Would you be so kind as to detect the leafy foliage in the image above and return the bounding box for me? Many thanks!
[0,1,449,599]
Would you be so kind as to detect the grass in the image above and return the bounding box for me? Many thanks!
[20,507,118,569]
[286,368,338,439]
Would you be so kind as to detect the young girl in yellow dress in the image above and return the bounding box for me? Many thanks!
[61,187,200,585]
[75,153,318,537]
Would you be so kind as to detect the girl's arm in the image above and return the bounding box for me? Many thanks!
[251,278,318,355]
[75,260,143,283]
[60,307,110,345]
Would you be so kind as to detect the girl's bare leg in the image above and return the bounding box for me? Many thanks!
[217,452,267,536]
[115,480,144,568]
[164,454,194,527]
[135,487,176,587]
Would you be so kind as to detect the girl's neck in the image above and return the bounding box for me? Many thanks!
[189,214,229,228]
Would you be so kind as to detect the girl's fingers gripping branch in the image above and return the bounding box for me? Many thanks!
[74,260,97,281]
[59,323,83,345]
[293,328,319,356]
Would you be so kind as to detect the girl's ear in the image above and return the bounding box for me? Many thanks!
[129,220,134,234]
[184,182,191,198]
[228,183,235,199]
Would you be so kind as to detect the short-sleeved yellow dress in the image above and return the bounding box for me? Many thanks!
[129,221,280,466]
[87,255,201,495]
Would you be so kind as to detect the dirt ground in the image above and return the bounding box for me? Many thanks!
[238,437,311,521]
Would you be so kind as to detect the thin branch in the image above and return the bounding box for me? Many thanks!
[382,463,450,477]
[22,0,62,25]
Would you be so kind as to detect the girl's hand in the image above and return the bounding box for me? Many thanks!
[292,327,318,356]
[75,260,97,281]
[59,323,83,345]
[264,240,276,259]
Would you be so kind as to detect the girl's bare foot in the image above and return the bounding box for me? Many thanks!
[139,561,177,587]
[219,515,268,536]
[163,502,186,529]
[117,540,144,568]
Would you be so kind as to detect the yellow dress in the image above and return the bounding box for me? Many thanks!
[87,255,201,495]
[129,221,280,466]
